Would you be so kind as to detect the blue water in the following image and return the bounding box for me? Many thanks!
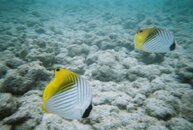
[1,0,193,48]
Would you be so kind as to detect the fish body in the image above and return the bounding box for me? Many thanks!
[134,28,176,53]
[42,68,92,120]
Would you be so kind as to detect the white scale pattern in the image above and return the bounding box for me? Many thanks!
[45,77,92,119]
[143,30,174,53]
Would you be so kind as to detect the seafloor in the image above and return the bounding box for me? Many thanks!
[0,0,193,130]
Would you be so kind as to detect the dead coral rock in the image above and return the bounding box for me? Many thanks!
[5,57,25,69]
[145,90,180,121]
[0,93,18,120]
[181,92,193,123]
[1,61,50,95]
[3,90,43,130]
[0,63,8,78]
[166,118,193,130]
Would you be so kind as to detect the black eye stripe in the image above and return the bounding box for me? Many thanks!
[139,30,143,33]
[56,68,60,71]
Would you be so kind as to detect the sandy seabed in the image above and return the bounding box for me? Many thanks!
[0,1,193,130]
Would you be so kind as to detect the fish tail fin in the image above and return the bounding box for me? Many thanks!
[170,41,176,51]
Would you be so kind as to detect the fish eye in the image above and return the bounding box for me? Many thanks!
[56,68,60,71]
[139,30,143,33]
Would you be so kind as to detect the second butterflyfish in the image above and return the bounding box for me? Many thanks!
[134,27,176,53]
[42,68,93,120]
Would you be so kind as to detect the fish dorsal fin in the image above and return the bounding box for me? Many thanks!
[54,68,79,94]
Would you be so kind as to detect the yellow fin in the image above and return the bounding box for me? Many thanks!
[42,104,48,112]
[54,68,78,94]
[42,80,58,112]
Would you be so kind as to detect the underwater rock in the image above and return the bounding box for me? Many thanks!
[92,36,110,47]
[122,20,137,30]
[91,64,126,82]
[56,50,85,70]
[91,80,125,92]
[31,11,41,18]
[144,18,154,26]
[17,61,50,81]
[49,26,63,35]
[1,61,50,95]
[133,93,146,106]
[150,77,166,92]
[63,56,87,75]
[122,112,157,130]
[126,103,137,113]
[36,114,73,130]
[35,27,46,34]
[89,50,127,82]
[26,19,37,27]
[127,64,162,81]
[99,41,117,50]
[166,83,192,99]
[5,57,24,69]
[121,56,138,69]
[86,53,98,65]
[36,114,92,130]
[144,90,180,120]
[90,105,120,130]
[93,91,116,105]
[0,39,18,52]
[148,125,169,130]
[67,44,89,57]
[97,51,117,65]
[137,53,165,64]
[89,45,99,53]
[94,90,132,110]
[130,78,152,97]
[33,39,47,48]
[136,14,146,22]
[112,92,133,109]
[181,92,193,123]
[2,90,43,130]
[145,98,175,120]
[0,124,11,130]
[108,33,119,40]
[0,51,16,62]
[55,52,68,64]
[0,93,18,120]
[1,72,34,95]
[177,67,193,86]
[26,50,55,67]
[0,63,8,78]
[16,26,26,32]
[166,118,193,130]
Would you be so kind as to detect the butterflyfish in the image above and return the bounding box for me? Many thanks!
[42,68,93,120]
[134,27,176,53]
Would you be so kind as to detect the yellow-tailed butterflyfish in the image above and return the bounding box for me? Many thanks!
[42,68,92,120]
[134,27,176,53]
